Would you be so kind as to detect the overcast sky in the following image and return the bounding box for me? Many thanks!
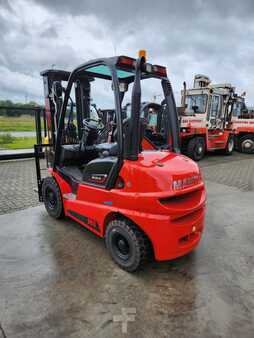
[0,0,254,105]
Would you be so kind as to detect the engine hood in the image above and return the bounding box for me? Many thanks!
[120,150,203,195]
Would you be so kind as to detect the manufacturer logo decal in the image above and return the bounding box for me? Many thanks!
[172,175,200,190]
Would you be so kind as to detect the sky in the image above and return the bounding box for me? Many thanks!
[0,0,254,106]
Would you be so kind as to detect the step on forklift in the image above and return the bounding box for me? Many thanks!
[34,51,206,272]
[178,75,235,161]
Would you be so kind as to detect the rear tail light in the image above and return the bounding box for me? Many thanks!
[117,56,136,69]
[117,56,167,78]
[153,65,167,77]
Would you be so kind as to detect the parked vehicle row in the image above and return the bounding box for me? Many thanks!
[178,74,254,160]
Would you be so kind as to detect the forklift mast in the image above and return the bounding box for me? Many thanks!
[40,69,93,148]
[41,70,68,147]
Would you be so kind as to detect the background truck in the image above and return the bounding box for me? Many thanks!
[179,74,234,161]
[231,94,254,153]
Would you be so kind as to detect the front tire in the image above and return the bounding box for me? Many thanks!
[239,134,254,153]
[105,219,151,272]
[187,137,205,161]
[42,177,64,219]
[224,135,234,155]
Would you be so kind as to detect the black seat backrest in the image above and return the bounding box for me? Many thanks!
[60,144,97,166]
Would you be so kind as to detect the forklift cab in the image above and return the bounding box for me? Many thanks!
[37,55,180,197]
[183,88,234,130]
[231,96,248,118]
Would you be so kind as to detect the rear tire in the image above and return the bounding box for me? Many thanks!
[239,134,254,153]
[187,137,205,161]
[105,219,151,272]
[42,177,64,219]
[224,135,234,155]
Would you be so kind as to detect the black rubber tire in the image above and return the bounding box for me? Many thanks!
[224,135,234,155]
[239,134,254,153]
[42,177,64,219]
[105,219,151,272]
[187,137,205,161]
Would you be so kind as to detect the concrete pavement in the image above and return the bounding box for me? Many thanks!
[0,154,254,337]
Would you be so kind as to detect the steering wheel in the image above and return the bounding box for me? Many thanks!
[82,118,105,131]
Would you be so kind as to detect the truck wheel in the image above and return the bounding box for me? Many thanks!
[105,219,151,272]
[239,135,254,153]
[187,137,205,161]
[42,177,64,219]
[224,135,234,155]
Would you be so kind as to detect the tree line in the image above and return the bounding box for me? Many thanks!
[0,100,43,117]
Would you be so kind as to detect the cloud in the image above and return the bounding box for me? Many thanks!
[0,0,254,105]
[0,66,42,100]
[40,26,58,39]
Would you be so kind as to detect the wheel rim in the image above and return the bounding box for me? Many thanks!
[111,232,130,261]
[228,138,234,152]
[196,142,204,156]
[45,187,57,210]
[197,145,203,154]
[242,139,254,151]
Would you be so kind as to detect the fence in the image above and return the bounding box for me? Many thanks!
[0,106,45,160]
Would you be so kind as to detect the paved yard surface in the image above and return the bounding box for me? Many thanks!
[0,152,254,337]
[0,159,42,215]
[0,152,253,215]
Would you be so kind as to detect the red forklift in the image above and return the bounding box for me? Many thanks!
[34,52,206,272]
[178,75,235,161]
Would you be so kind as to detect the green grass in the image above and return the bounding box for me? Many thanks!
[0,115,36,132]
[0,134,36,149]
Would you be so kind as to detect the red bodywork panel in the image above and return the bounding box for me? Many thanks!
[206,130,231,150]
[180,128,231,150]
[142,137,156,150]
[52,151,206,261]
[232,120,254,135]
[144,128,231,152]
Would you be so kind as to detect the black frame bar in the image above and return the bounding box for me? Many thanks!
[34,143,52,201]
